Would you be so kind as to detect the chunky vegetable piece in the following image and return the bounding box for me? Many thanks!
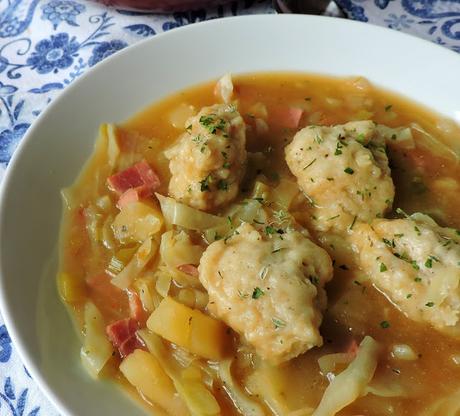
[352,213,460,334]
[119,349,189,416]
[312,336,381,416]
[165,103,247,211]
[285,121,395,233]
[199,223,333,364]
[147,296,229,360]
[112,200,163,244]
[80,302,113,378]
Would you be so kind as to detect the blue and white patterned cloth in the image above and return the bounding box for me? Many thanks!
[0,0,459,414]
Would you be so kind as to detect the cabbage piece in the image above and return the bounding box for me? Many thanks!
[215,73,234,104]
[312,336,381,416]
[246,363,292,416]
[160,230,204,268]
[138,329,220,416]
[156,193,226,230]
[219,359,265,416]
[111,237,158,289]
[365,380,406,398]
[106,123,120,168]
[318,352,354,377]
[411,123,459,162]
[377,125,414,150]
[271,178,300,210]
[80,302,113,378]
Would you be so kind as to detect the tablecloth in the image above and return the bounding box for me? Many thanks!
[0,0,459,414]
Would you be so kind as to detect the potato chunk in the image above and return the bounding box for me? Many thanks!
[199,223,333,364]
[352,213,460,334]
[119,349,188,415]
[147,296,229,360]
[165,103,246,211]
[285,121,395,233]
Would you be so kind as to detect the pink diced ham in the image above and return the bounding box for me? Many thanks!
[107,160,160,196]
[118,334,144,358]
[116,186,151,209]
[106,317,141,357]
[127,290,145,323]
[177,264,199,277]
[271,106,304,129]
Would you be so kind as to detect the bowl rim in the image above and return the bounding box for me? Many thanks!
[0,13,459,416]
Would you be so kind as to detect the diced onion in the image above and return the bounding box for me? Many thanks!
[390,344,418,361]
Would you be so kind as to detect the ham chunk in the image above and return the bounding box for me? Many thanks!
[106,318,142,357]
[199,223,333,364]
[107,160,160,196]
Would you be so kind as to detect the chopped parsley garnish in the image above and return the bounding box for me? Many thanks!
[456,230,460,236]
[199,175,212,192]
[217,179,228,191]
[259,266,269,279]
[223,162,231,169]
[383,238,395,248]
[186,124,192,131]
[252,287,265,299]
[315,135,323,144]
[328,214,341,221]
[344,167,354,175]
[385,104,393,112]
[406,293,413,299]
[303,158,317,170]
[380,263,388,272]
[425,302,435,307]
[425,258,433,268]
[199,114,227,134]
[265,226,276,235]
[414,225,421,236]
[414,277,422,282]
[238,290,249,299]
[411,261,420,270]
[309,276,320,285]
[396,207,410,218]
[349,215,358,230]
[334,141,343,156]
[380,320,390,329]
[356,133,366,144]
[272,317,286,329]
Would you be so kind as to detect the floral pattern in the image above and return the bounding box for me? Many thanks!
[0,0,459,414]
[26,33,80,74]
[41,0,86,29]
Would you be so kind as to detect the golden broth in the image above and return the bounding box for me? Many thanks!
[59,72,460,416]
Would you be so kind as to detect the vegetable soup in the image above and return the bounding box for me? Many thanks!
[58,73,460,416]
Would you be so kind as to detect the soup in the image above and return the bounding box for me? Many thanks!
[57,72,460,416]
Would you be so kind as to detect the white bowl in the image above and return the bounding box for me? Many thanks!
[1,14,460,416]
